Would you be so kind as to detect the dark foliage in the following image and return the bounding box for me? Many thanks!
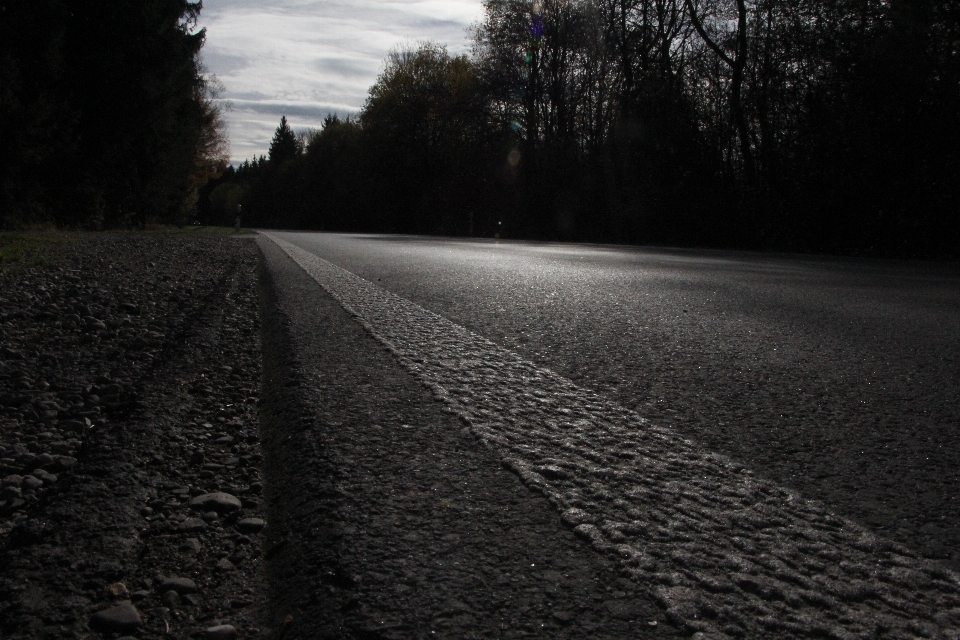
[210,0,959,258]
[0,0,226,229]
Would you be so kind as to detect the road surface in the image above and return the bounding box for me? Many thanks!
[260,231,960,638]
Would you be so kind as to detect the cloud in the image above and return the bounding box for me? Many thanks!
[199,0,485,163]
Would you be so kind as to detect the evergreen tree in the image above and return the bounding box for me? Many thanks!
[268,116,301,165]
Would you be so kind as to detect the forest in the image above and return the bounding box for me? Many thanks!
[2,1,957,258]
[0,0,226,229]
[202,0,959,258]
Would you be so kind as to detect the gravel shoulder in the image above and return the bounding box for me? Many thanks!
[0,232,265,639]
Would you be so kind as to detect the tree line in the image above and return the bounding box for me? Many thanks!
[1,0,227,229]
[215,0,957,258]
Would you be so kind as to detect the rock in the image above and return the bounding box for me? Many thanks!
[553,610,574,623]
[216,558,235,571]
[103,582,129,598]
[159,576,198,595]
[180,538,202,553]
[206,624,238,639]
[34,453,54,467]
[2,486,22,500]
[202,511,219,522]
[161,590,180,607]
[237,518,265,534]
[22,475,43,491]
[89,602,143,634]
[98,561,125,580]
[189,492,241,514]
[179,517,208,533]
[1,474,22,487]
[61,420,87,433]
[157,576,197,596]
[31,469,57,485]
[56,455,77,469]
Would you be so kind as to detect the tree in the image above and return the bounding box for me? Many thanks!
[268,116,301,165]
[0,0,226,228]
[361,43,496,234]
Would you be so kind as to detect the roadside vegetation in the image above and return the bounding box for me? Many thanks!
[0,1,227,231]
[4,1,957,259]
[0,233,79,274]
[203,0,960,259]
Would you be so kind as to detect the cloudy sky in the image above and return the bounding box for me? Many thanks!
[199,0,486,164]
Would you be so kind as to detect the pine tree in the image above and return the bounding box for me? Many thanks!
[268,116,301,165]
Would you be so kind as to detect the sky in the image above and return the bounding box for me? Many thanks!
[198,0,487,164]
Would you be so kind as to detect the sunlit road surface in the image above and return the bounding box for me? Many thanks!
[265,231,960,636]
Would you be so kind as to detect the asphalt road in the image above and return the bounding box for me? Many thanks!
[262,231,960,636]
[269,231,960,570]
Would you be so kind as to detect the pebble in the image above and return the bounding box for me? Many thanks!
[161,590,180,607]
[35,453,54,466]
[189,491,242,513]
[237,517,265,534]
[32,469,57,485]
[1,474,22,487]
[89,602,143,634]
[159,576,198,594]
[103,582,129,598]
[180,538,202,553]
[179,517,208,532]
[206,624,238,639]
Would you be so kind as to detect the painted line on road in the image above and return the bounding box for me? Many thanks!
[265,232,960,639]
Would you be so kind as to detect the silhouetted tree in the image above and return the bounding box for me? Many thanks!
[207,0,960,258]
[268,116,302,166]
[0,0,226,229]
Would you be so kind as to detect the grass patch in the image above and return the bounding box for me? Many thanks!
[141,224,257,236]
[0,226,256,274]
[0,233,78,274]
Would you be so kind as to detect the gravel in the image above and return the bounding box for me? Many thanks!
[0,232,264,639]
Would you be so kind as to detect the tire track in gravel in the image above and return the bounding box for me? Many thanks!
[264,233,960,639]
